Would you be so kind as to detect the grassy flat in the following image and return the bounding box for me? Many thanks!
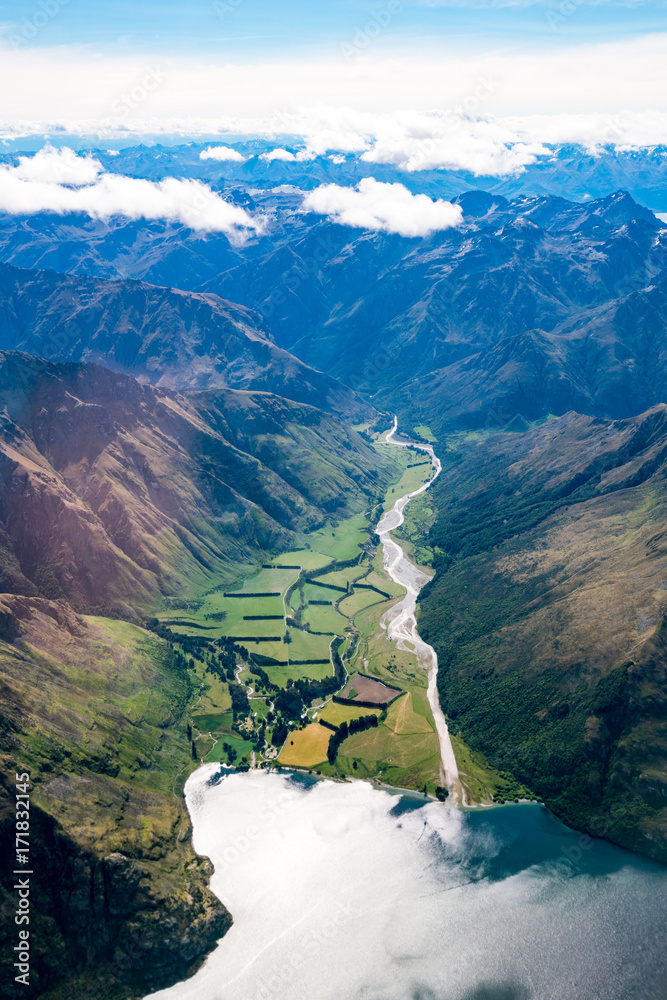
[302,514,370,560]
[303,582,344,604]
[302,604,349,635]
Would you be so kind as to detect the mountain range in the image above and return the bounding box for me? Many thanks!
[1,188,665,435]
[0,144,666,997]
[0,263,369,416]
[0,352,386,614]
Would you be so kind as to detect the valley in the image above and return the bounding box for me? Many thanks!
[164,426,463,798]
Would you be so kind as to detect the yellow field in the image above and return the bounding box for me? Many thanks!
[278,723,331,766]
[317,701,381,727]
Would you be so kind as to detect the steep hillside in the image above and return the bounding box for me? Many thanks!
[0,263,369,417]
[0,596,229,999]
[0,352,390,616]
[418,408,667,861]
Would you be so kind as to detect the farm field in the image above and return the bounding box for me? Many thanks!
[278,723,331,767]
[286,628,332,661]
[301,603,349,634]
[335,692,441,788]
[338,588,387,618]
[340,672,401,704]
[313,566,368,589]
[303,582,344,604]
[304,514,370,561]
[317,701,381,727]
[380,452,435,511]
[206,732,255,763]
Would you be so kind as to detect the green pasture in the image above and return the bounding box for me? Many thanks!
[338,588,386,618]
[303,582,345,604]
[302,603,349,635]
[286,628,332,661]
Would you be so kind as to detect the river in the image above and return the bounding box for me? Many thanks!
[149,422,667,1000]
[377,418,462,801]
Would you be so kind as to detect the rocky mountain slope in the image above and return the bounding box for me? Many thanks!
[0,263,369,417]
[2,181,664,435]
[204,190,667,431]
[418,407,667,861]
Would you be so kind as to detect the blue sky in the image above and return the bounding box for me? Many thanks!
[0,0,665,124]
[2,0,666,56]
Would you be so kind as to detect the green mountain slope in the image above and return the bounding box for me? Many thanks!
[0,597,228,999]
[418,408,667,861]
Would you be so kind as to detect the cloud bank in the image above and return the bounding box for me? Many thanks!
[1,33,667,123]
[0,147,264,238]
[302,177,463,236]
[5,107,667,180]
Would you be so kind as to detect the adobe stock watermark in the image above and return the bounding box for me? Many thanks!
[251,898,362,1000]
[5,0,70,50]
[259,231,340,320]
[400,76,501,171]
[546,0,587,31]
[110,66,170,122]
[215,788,300,875]
[341,1,404,62]
[213,0,243,19]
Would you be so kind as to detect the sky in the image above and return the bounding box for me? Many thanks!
[2,0,667,55]
[0,0,666,125]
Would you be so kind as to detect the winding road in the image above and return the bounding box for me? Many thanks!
[377,418,463,805]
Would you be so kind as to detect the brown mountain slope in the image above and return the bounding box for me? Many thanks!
[0,352,391,616]
[419,408,667,861]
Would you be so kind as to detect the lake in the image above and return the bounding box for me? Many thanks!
[148,766,667,1000]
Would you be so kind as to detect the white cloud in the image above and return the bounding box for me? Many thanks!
[10,145,102,185]
[0,147,264,239]
[360,115,548,176]
[302,177,463,237]
[200,145,246,162]
[260,148,297,162]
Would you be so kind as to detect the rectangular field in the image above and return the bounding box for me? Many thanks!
[303,582,345,603]
[338,589,387,618]
[302,604,349,635]
[286,629,331,661]
[278,723,331,767]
